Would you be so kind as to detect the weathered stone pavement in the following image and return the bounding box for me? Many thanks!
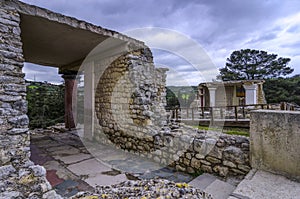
[30,127,194,197]
[229,169,300,199]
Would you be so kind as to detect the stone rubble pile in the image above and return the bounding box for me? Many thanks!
[72,179,213,199]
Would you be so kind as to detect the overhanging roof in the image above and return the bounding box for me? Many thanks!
[20,14,109,68]
[6,0,146,71]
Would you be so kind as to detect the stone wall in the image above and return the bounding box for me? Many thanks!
[168,125,250,177]
[91,46,251,178]
[94,48,168,151]
[95,119,250,178]
[0,3,60,198]
[250,110,300,181]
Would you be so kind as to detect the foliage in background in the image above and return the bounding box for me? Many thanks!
[217,49,299,105]
[166,86,197,108]
[218,49,293,80]
[264,75,300,106]
[177,88,196,108]
[26,81,65,128]
[166,87,179,109]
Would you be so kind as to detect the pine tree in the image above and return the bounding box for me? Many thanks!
[218,49,293,80]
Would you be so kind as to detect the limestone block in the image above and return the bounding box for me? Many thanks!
[191,158,201,169]
[223,146,245,164]
[213,165,229,177]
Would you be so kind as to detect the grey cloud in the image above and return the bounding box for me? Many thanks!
[19,0,300,84]
[281,41,300,50]
[23,63,63,84]
[247,33,278,44]
[287,25,300,33]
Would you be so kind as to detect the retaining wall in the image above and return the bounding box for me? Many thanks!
[95,121,251,177]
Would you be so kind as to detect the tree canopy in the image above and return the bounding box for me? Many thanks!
[218,49,293,80]
[264,75,300,106]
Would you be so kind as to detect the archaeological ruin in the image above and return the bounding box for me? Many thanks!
[1,0,300,198]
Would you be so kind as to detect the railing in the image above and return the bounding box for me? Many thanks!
[166,102,299,122]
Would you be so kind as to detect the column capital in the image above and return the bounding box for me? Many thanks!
[207,86,217,91]
[243,84,257,90]
[62,74,77,80]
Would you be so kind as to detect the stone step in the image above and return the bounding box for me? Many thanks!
[189,173,236,199]
[204,179,236,199]
[189,173,218,190]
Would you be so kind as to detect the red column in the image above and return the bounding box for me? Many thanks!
[62,74,77,130]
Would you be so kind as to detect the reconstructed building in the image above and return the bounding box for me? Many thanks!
[197,80,266,107]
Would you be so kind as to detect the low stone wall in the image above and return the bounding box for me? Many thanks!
[168,125,250,177]
[95,121,251,177]
[250,110,300,181]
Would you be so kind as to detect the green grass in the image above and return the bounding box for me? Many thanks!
[190,170,204,177]
[193,125,249,137]
[224,129,249,137]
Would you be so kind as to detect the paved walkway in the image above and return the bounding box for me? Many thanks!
[30,126,300,198]
[30,128,193,197]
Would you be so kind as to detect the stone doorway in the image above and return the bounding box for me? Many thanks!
[0,1,167,197]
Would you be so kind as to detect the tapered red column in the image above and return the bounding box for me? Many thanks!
[62,74,77,129]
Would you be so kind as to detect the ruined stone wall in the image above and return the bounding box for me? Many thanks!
[0,4,60,198]
[92,47,250,178]
[94,48,168,152]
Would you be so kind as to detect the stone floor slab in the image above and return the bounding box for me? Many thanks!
[34,139,64,148]
[204,179,236,199]
[46,170,64,187]
[54,179,79,197]
[232,170,300,199]
[44,160,78,180]
[67,158,111,176]
[54,153,92,165]
[189,173,218,190]
[46,145,80,156]
[84,173,128,187]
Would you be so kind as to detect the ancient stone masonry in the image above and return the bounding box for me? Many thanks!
[91,44,250,178]
[169,126,251,177]
[142,123,250,177]
[0,2,61,198]
[94,47,169,152]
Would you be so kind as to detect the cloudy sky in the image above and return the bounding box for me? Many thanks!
[21,0,300,86]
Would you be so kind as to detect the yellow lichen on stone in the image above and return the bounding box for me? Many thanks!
[79,196,99,199]
[101,194,108,198]
[18,174,36,184]
[175,183,189,188]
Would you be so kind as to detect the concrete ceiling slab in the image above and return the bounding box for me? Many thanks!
[20,14,108,68]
